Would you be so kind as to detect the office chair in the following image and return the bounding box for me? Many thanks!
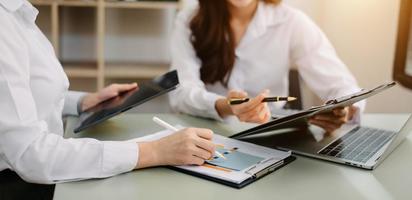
[284,69,303,110]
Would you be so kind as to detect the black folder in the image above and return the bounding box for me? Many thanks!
[231,82,396,139]
[168,156,296,189]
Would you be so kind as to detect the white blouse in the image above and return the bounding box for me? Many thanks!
[0,0,137,184]
[169,2,365,120]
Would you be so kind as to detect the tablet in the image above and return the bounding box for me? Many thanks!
[73,70,179,133]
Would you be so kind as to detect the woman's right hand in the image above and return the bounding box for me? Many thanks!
[135,128,215,169]
[216,90,271,124]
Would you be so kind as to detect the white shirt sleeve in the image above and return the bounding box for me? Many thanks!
[63,91,87,116]
[0,16,138,184]
[169,9,224,120]
[289,10,366,120]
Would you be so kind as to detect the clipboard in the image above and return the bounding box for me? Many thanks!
[129,129,295,189]
[231,82,396,139]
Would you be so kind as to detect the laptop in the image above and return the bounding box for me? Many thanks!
[237,115,411,169]
[231,82,411,169]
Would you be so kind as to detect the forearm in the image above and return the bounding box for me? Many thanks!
[169,85,225,120]
[3,125,137,184]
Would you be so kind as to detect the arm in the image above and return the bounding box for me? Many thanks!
[63,91,87,116]
[0,21,217,184]
[169,9,272,123]
[289,10,365,131]
[169,9,225,120]
[0,22,138,184]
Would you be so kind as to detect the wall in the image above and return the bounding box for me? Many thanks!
[318,0,412,113]
[285,0,412,113]
[53,0,412,113]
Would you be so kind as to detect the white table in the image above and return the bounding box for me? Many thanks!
[54,113,412,200]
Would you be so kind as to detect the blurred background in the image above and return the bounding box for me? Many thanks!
[32,0,412,114]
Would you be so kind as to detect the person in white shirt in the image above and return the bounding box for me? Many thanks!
[0,0,216,195]
[169,0,365,133]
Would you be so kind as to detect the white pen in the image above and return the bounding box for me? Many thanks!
[152,116,226,160]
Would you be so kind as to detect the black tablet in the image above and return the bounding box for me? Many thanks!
[73,70,179,133]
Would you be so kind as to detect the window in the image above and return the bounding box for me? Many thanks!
[394,0,412,89]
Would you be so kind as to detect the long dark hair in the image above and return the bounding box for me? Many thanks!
[190,0,281,87]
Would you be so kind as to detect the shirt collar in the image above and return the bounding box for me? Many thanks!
[249,2,289,37]
[20,2,39,24]
[0,0,38,25]
[237,2,289,49]
[0,0,24,12]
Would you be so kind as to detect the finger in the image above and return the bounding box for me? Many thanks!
[192,147,213,160]
[314,114,347,126]
[263,111,271,122]
[348,106,358,120]
[333,107,347,117]
[190,156,205,166]
[113,83,138,93]
[99,84,137,103]
[309,119,340,132]
[314,110,347,120]
[98,91,119,101]
[258,105,271,123]
[235,93,266,114]
[194,138,215,153]
[238,103,266,121]
[309,118,337,129]
[309,120,335,133]
[195,128,214,140]
[250,103,269,123]
[228,90,248,99]
[258,103,269,119]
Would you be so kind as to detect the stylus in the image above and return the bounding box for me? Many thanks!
[152,116,226,160]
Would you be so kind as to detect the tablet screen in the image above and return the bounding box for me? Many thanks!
[73,70,179,133]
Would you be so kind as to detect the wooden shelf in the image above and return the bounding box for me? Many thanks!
[32,0,181,89]
[105,63,169,79]
[63,63,99,78]
[58,0,98,7]
[31,0,179,9]
[30,0,54,6]
[105,1,179,9]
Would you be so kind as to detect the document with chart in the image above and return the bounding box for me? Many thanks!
[129,128,294,188]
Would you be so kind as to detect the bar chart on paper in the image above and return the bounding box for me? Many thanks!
[206,147,265,171]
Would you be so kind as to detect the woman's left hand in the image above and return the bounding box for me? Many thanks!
[308,106,358,133]
[81,83,138,112]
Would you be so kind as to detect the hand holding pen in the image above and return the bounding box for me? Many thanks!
[215,90,272,124]
[152,117,226,160]
[215,89,297,124]
[136,118,221,168]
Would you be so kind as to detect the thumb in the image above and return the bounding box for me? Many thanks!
[228,90,248,98]
[262,89,270,96]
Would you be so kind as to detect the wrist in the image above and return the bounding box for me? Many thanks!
[135,141,160,169]
[215,98,233,118]
[77,93,88,114]
[81,93,97,112]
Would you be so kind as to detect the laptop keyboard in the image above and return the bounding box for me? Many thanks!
[318,127,396,163]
